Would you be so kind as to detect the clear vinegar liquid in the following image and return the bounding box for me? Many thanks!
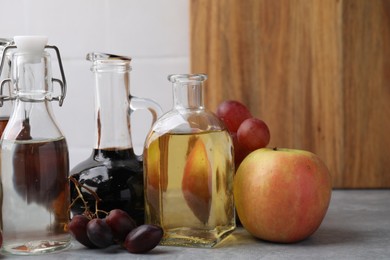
[0,137,71,255]
[144,130,235,248]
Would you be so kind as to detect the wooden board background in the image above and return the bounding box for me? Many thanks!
[190,0,390,188]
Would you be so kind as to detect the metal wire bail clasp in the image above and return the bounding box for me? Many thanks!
[0,43,67,107]
[0,39,14,107]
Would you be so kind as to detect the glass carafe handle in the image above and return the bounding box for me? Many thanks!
[129,95,162,154]
[130,96,162,123]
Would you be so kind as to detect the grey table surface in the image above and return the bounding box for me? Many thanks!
[2,189,389,259]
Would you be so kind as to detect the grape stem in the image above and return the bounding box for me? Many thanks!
[69,176,108,219]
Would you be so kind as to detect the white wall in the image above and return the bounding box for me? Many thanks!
[0,0,190,167]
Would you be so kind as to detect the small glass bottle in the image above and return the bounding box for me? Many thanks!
[0,36,70,255]
[69,53,162,225]
[144,73,235,248]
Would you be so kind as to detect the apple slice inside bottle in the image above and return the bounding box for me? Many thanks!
[182,138,212,224]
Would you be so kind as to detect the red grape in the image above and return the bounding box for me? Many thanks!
[231,132,251,168]
[237,118,270,151]
[216,100,252,132]
[124,224,163,254]
[86,218,114,248]
[106,209,137,243]
[68,215,97,248]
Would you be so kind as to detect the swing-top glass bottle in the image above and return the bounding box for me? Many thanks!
[0,36,70,255]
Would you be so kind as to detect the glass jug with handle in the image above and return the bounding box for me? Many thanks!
[69,53,162,225]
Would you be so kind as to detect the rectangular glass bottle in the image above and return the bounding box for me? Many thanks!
[144,130,235,248]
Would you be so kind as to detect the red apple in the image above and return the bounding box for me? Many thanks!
[234,148,332,243]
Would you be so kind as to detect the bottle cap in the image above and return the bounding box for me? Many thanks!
[14,36,48,63]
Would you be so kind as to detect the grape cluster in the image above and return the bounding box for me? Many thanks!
[68,209,163,254]
[216,100,271,168]
[68,177,163,254]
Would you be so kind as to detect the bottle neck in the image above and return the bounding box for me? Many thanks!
[169,74,207,110]
[13,52,53,102]
[93,66,133,150]
[173,81,205,110]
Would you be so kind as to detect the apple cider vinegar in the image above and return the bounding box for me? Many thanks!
[144,130,235,247]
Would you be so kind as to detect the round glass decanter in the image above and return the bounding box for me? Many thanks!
[144,73,236,248]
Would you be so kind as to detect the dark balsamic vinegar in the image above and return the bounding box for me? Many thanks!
[70,148,144,225]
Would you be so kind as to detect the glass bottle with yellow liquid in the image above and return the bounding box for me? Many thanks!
[143,73,235,248]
